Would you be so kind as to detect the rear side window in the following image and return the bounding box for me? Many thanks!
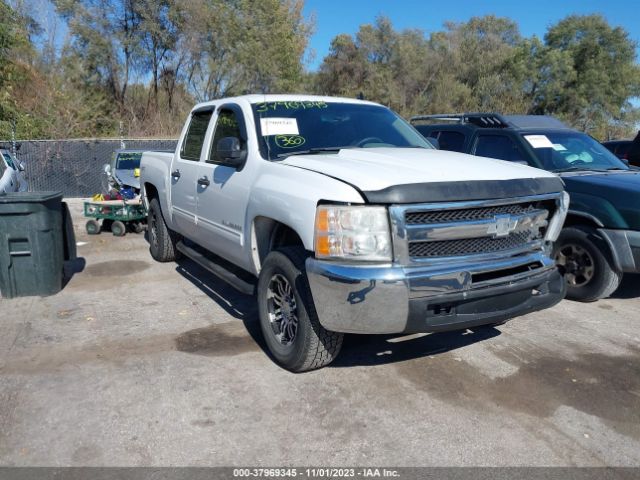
[209,109,243,163]
[475,135,526,163]
[181,110,213,161]
[436,131,466,152]
[413,125,434,138]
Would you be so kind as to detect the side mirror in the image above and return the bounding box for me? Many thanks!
[215,137,247,168]
[17,161,26,172]
[426,137,440,150]
[621,158,630,166]
[103,163,111,175]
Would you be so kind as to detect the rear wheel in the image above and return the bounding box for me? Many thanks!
[554,226,622,302]
[257,247,343,372]
[111,220,126,237]
[148,197,179,262]
[85,219,100,235]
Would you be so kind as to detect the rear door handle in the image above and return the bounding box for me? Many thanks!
[171,169,181,178]
[197,176,210,187]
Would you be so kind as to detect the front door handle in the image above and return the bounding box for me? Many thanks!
[171,169,181,178]
[197,176,210,187]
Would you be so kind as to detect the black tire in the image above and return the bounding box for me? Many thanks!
[148,197,179,262]
[85,219,100,235]
[257,247,343,372]
[554,226,623,302]
[131,221,145,234]
[111,220,126,237]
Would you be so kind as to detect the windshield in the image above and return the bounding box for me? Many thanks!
[522,131,628,172]
[252,101,431,159]
[116,152,142,170]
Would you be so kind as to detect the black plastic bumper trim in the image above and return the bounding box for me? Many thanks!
[402,268,566,333]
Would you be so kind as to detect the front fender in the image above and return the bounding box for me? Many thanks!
[566,191,629,229]
[246,163,364,271]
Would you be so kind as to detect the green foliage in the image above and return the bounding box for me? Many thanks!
[1,5,638,141]
[182,0,311,100]
[316,14,640,139]
[0,0,30,136]
[540,14,640,138]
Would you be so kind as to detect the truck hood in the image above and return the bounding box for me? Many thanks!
[114,169,140,190]
[561,169,640,194]
[280,148,563,203]
[562,170,640,230]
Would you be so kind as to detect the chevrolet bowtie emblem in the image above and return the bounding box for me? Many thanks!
[487,214,518,238]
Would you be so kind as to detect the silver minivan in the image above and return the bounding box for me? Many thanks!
[0,149,28,193]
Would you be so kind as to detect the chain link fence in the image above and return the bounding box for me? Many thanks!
[0,138,177,197]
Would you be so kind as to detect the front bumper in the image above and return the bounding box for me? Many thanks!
[306,252,566,334]
[598,229,640,273]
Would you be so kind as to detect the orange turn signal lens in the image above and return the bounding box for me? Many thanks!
[315,208,329,233]
[315,235,330,256]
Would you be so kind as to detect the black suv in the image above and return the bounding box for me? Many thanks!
[412,113,640,302]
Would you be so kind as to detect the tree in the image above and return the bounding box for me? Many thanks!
[181,0,311,101]
[315,15,530,116]
[537,14,640,137]
[54,0,143,112]
[0,0,45,138]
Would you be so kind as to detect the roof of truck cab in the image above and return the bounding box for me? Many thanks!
[190,94,381,112]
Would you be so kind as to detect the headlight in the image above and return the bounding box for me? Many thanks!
[314,205,392,261]
[545,191,570,242]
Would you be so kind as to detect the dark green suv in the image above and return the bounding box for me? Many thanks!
[412,113,640,302]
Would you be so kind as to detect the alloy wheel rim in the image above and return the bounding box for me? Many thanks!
[266,273,299,346]
[555,243,595,287]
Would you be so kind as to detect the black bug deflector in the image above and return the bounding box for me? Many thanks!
[362,177,564,204]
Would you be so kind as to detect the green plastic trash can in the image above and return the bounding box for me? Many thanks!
[0,191,64,298]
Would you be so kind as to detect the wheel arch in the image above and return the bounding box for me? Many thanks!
[564,210,604,229]
[557,223,621,273]
[251,216,307,274]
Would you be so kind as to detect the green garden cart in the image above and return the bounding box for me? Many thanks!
[83,198,146,236]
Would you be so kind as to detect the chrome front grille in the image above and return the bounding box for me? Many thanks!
[408,231,536,258]
[389,194,560,264]
[405,203,537,225]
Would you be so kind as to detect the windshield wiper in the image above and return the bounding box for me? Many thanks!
[276,146,352,159]
[552,166,608,173]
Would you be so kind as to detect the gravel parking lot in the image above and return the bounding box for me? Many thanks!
[1,199,639,467]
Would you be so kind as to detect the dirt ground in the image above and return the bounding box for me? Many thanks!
[1,199,639,466]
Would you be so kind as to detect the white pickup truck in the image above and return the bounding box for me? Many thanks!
[141,94,569,371]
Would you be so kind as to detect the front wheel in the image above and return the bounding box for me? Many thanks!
[554,226,622,302]
[257,247,343,372]
[148,197,179,262]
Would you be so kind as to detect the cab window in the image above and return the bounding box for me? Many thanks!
[475,134,526,163]
[209,109,243,163]
[435,131,466,152]
[181,110,213,161]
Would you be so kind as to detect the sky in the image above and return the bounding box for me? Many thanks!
[302,0,640,70]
